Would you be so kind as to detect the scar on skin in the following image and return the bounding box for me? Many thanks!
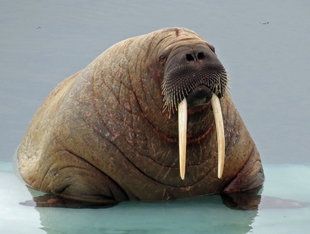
[175,28,179,37]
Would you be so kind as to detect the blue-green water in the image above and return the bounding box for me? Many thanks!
[1,162,310,234]
[1,0,310,233]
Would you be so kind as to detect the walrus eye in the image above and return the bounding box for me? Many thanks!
[159,48,173,64]
[159,54,167,64]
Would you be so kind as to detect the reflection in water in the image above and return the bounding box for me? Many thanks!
[30,186,310,233]
[34,196,257,234]
[27,188,264,210]
[24,188,118,209]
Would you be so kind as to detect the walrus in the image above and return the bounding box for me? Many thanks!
[17,27,264,205]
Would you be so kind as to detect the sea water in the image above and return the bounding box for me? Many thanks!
[1,161,309,234]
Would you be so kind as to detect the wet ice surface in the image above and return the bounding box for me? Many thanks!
[1,162,309,234]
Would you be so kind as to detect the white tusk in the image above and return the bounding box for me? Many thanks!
[211,94,225,179]
[178,98,187,180]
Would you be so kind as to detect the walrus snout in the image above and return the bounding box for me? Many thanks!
[165,44,221,73]
[183,45,218,65]
[162,43,228,113]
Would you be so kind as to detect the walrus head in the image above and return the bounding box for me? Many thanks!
[161,41,228,180]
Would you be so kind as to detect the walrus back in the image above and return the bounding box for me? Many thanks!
[17,72,79,188]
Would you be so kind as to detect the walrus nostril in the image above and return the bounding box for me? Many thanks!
[185,52,205,62]
[197,52,205,60]
[186,54,194,61]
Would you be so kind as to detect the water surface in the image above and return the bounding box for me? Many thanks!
[1,162,310,233]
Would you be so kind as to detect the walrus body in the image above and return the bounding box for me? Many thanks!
[18,28,264,203]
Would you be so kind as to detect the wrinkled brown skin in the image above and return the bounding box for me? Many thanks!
[18,28,264,203]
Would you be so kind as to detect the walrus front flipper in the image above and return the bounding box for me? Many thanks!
[221,187,310,210]
[20,194,118,209]
[221,145,264,210]
[224,146,264,193]
[221,187,262,210]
